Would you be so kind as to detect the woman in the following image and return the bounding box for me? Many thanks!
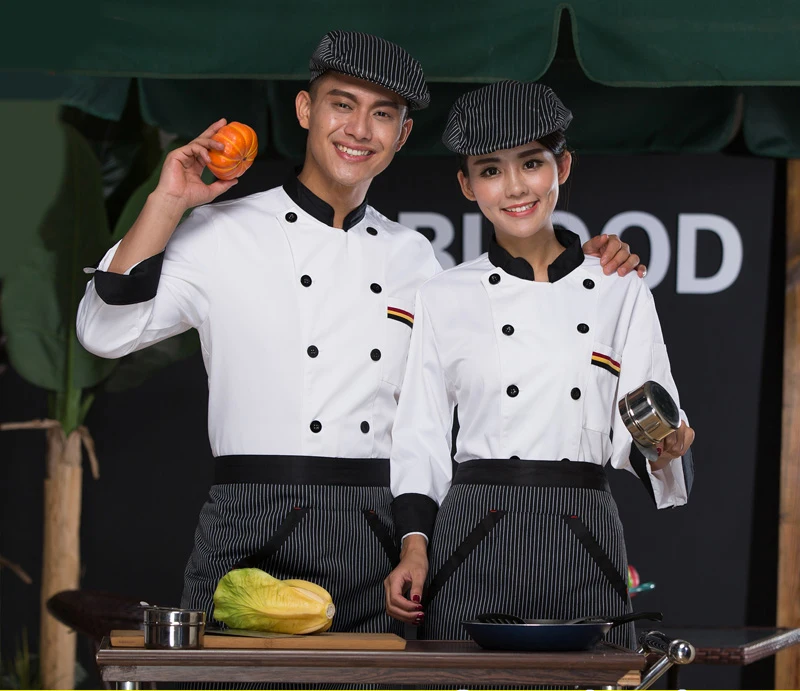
[384,81,695,647]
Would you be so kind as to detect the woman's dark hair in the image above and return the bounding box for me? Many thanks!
[458,129,569,177]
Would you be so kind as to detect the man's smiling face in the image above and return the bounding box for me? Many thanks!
[296,72,413,190]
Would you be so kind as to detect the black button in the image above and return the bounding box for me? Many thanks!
[561,457,570,462]
[300,275,312,287]
[577,323,589,334]
[489,273,501,285]
[502,324,515,336]
[371,349,382,361]
[507,385,519,398]
[310,420,322,433]
[367,227,378,236]
[285,212,298,223]
[571,387,581,400]
[370,283,382,294]
[583,279,595,290]
[360,421,370,433]
[307,345,319,358]
[510,455,520,460]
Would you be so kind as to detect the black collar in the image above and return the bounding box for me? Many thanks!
[282,175,368,231]
[487,227,585,282]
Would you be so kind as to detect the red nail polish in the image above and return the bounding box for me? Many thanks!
[412,594,421,603]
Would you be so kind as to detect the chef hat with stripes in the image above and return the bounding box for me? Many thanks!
[442,81,573,155]
[309,30,431,111]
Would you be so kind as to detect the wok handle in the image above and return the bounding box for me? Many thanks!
[606,611,662,628]
[635,630,696,690]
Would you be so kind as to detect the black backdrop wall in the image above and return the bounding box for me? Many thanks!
[0,152,784,689]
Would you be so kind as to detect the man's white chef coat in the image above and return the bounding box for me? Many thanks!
[77,178,441,459]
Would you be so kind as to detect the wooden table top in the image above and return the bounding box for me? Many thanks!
[97,638,646,686]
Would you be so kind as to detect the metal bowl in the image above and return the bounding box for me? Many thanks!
[618,381,680,448]
[143,606,205,650]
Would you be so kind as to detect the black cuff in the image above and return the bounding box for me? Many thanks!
[391,493,438,540]
[629,445,657,507]
[93,251,165,305]
[681,447,694,498]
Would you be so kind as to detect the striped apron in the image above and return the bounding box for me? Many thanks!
[180,455,403,636]
[420,459,634,648]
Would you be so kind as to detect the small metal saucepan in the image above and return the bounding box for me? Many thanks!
[463,611,662,652]
[619,381,680,449]
[143,606,206,650]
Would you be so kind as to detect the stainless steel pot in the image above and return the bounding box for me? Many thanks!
[143,606,205,650]
[618,381,680,448]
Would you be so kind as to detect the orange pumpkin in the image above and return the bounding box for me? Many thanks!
[207,122,258,180]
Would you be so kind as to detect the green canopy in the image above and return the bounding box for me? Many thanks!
[4,2,800,156]
[8,1,800,84]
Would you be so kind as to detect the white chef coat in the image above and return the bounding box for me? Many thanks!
[77,178,441,459]
[390,229,690,515]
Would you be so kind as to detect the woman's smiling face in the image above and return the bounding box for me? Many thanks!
[458,140,572,240]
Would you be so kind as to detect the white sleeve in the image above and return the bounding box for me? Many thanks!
[390,291,456,538]
[76,207,217,359]
[609,283,690,509]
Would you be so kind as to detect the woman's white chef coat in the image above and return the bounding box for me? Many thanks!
[390,229,690,514]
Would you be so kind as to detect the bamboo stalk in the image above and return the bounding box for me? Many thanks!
[39,427,82,690]
[776,158,800,689]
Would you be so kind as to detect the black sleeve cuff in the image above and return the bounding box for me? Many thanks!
[681,446,694,498]
[391,493,438,540]
[93,251,165,305]
[629,445,658,507]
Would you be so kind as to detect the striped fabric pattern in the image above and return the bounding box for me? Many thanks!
[181,482,403,636]
[442,81,573,155]
[309,30,431,110]
[387,306,414,328]
[592,351,621,376]
[421,482,633,648]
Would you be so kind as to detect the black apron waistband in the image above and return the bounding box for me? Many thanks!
[452,459,609,492]
[214,455,390,487]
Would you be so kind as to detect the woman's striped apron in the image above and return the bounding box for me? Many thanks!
[420,459,634,648]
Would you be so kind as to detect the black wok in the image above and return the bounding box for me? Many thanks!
[463,611,662,652]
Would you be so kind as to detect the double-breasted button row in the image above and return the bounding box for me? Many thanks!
[311,419,373,434]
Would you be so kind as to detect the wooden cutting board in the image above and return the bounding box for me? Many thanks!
[110,629,406,650]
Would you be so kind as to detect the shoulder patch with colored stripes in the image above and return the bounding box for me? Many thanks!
[591,351,620,376]
[388,306,414,328]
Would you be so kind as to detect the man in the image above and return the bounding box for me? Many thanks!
[77,31,642,635]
